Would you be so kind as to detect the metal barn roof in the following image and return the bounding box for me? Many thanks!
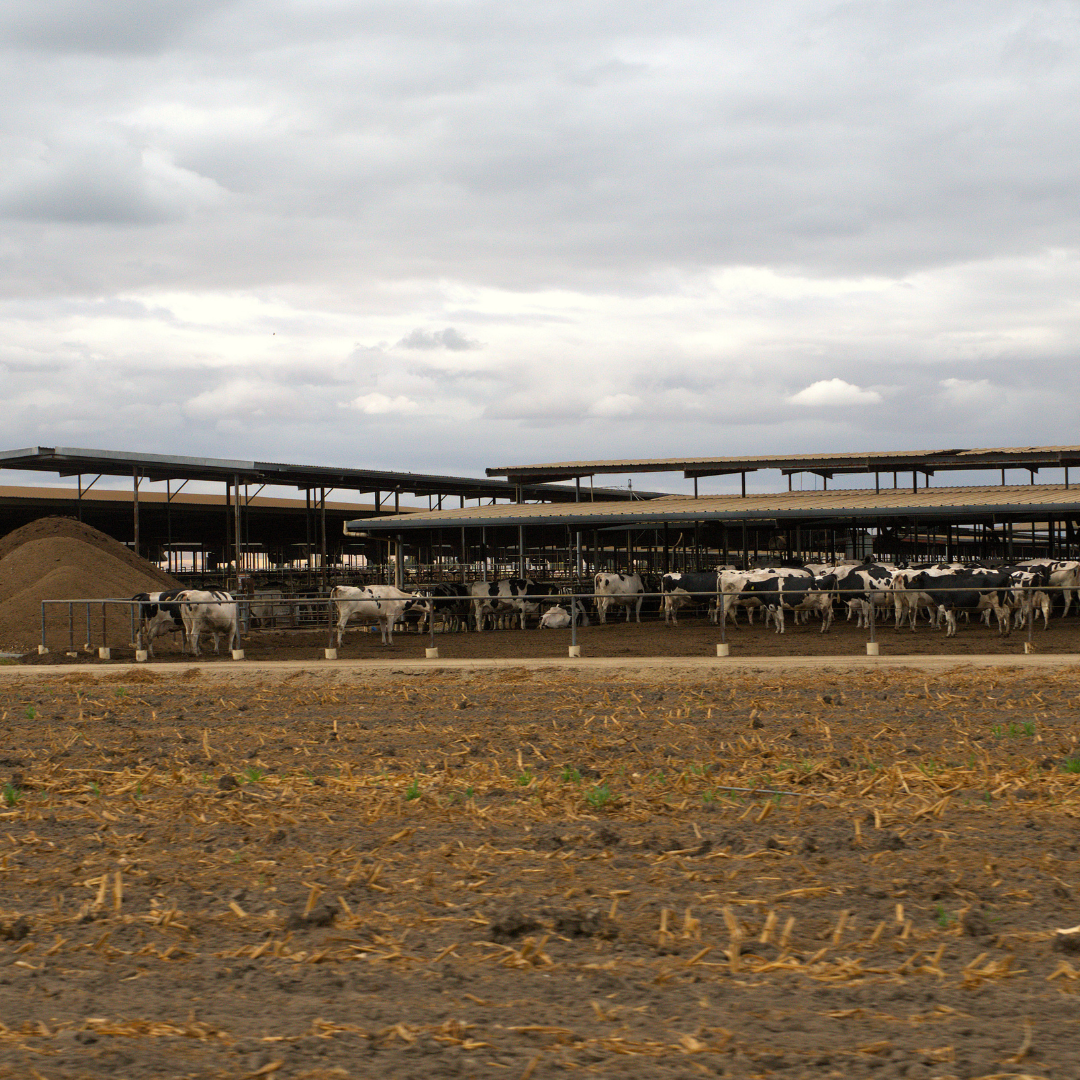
[349,484,1080,532]
[487,445,1080,483]
[0,446,665,503]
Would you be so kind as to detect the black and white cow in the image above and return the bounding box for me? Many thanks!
[1005,566,1052,631]
[132,589,187,656]
[424,583,472,632]
[832,564,897,626]
[717,567,812,625]
[466,579,551,631]
[594,572,645,623]
[736,573,832,634]
[1011,559,1080,617]
[661,571,718,625]
[907,570,1014,637]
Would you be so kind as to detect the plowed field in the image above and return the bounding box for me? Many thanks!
[1,663,1079,1079]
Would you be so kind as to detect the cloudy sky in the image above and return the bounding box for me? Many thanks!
[2,0,1079,497]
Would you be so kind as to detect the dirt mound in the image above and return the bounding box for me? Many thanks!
[0,517,182,652]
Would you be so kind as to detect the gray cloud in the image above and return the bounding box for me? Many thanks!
[0,1,1079,484]
[396,327,481,351]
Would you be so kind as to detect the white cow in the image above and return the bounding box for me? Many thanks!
[178,590,240,656]
[538,605,571,629]
[332,585,430,646]
[594,573,645,623]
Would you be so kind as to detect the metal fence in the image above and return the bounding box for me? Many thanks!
[35,583,1068,661]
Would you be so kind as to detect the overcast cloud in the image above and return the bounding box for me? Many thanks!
[2,0,1079,495]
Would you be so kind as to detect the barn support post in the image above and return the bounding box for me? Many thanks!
[77,474,82,522]
[742,522,749,570]
[626,528,633,574]
[395,534,404,589]
[319,487,328,590]
[233,474,242,588]
[662,523,670,574]
[132,469,140,559]
[165,480,172,572]
[574,477,582,579]
[722,525,729,567]
[518,525,526,578]
[305,489,313,586]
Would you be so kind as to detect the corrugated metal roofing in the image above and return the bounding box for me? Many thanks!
[0,446,666,503]
[487,445,1080,482]
[350,484,1080,532]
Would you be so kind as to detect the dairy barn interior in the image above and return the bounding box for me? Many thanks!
[3,444,1080,593]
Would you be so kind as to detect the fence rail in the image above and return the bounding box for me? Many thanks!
[35,582,1070,661]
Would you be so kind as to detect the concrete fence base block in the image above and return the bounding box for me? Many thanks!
[425,647,439,659]
[716,643,730,657]
[866,642,880,656]
[98,647,111,660]
[135,650,148,662]
[37,645,48,655]
[231,649,245,661]
[568,645,581,658]
[324,648,338,660]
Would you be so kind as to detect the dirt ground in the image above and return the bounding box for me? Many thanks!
[0,662,1078,1079]
[25,607,1080,666]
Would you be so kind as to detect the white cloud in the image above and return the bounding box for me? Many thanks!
[349,392,419,415]
[789,379,883,408]
[588,393,641,418]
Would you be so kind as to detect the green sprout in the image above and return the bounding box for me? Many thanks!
[586,783,613,809]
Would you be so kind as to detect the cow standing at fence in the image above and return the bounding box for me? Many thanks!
[332,585,431,646]
[467,579,550,630]
[178,589,240,655]
[594,572,645,623]
[133,589,187,656]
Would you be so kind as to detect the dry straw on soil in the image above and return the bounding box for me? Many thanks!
[0,665,1078,1079]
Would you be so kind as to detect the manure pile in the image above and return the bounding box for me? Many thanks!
[0,517,180,652]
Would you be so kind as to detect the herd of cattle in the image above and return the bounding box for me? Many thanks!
[132,557,1080,653]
